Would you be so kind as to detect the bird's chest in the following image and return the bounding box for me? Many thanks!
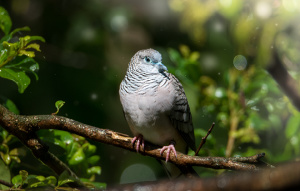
[122,87,173,127]
[120,86,178,145]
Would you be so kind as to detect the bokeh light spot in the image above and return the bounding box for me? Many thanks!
[233,55,247,70]
[255,1,272,19]
[120,164,156,184]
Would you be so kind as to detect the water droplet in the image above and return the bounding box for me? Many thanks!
[233,55,247,70]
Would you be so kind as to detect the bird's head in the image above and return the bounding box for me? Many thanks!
[131,49,168,74]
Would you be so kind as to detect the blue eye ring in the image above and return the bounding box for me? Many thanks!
[144,56,151,63]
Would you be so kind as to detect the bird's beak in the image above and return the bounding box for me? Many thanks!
[156,62,168,72]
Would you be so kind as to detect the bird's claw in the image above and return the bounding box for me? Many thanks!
[131,134,144,152]
[160,142,177,162]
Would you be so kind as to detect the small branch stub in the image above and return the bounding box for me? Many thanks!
[195,122,215,156]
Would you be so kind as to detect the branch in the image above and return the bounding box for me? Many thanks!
[0,179,13,188]
[0,105,84,188]
[110,161,300,191]
[267,50,300,111]
[0,104,265,173]
[195,122,215,156]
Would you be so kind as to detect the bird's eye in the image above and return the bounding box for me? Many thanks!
[144,57,151,63]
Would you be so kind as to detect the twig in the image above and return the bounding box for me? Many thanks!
[195,122,215,156]
[0,179,13,188]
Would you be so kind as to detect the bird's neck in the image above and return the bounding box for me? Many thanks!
[121,69,169,94]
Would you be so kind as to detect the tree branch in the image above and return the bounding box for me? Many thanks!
[0,179,13,188]
[267,49,300,111]
[0,104,266,174]
[0,105,84,188]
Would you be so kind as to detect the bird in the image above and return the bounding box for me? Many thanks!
[119,48,196,178]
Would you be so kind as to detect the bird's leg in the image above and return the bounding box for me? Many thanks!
[160,140,177,162]
[131,134,145,152]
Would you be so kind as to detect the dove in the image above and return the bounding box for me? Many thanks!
[119,48,196,177]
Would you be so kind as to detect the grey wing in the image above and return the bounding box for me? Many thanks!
[168,74,196,152]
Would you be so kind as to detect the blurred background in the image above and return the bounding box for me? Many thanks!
[1,0,300,187]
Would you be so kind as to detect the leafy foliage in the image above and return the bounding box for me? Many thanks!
[166,1,300,168]
[11,170,75,189]
[0,7,106,189]
[0,6,44,93]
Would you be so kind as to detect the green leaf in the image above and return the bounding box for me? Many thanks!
[6,57,39,80]
[0,129,8,140]
[10,26,30,37]
[10,156,21,163]
[27,175,45,188]
[69,148,85,165]
[189,51,200,62]
[0,158,11,190]
[0,49,8,63]
[5,99,19,114]
[2,153,11,165]
[0,27,30,45]
[87,155,100,165]
[2,41,19,56]
[0,68,30,93]
[82,143,96,155]
[12,175,22,188]
[53,130,73,145]
[67,142,80,159]
[18,49,35,57]
[25,43,41,52]
[285,114,300,138]
[19,35,45,47]
[53,100,65,115]
[0,27,31,45]
[87,166,101,175]
[57,171,75,187]
[0,7,12,35]
[89,182,106,189]
[44,176,57,186]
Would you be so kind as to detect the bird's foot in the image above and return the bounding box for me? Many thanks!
[160,141,177,162]
[131,134,145,152]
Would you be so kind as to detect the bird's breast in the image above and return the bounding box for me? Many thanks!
[120,82,184,147]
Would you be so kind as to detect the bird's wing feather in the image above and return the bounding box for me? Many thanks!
[168,73,196,151]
